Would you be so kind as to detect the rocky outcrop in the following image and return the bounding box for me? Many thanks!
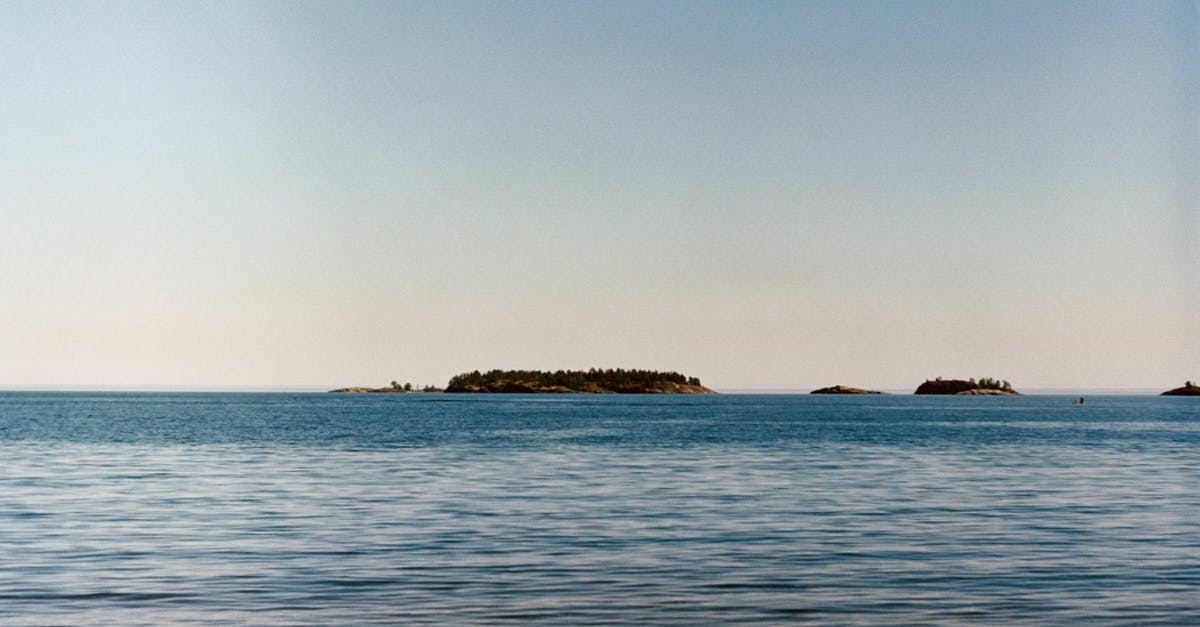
[1161,381,1200,396]
[914,378,1020,395]
[329,385,442,393]
[953,388,1017,395]
[329,386,405,393]
[446,381,576,394]
[810,385,884,395]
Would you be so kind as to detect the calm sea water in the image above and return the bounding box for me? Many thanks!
[0,392,1196,624]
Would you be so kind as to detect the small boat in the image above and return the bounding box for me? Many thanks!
[1072,397,1085,405]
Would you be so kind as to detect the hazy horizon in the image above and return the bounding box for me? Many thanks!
[0,383,1176,396]
[3,1,1197,391]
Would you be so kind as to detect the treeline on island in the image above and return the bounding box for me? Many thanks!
[444,369,712,394]
[915,377,1016,395]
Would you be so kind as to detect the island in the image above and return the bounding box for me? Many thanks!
[443,369,715,394]
[810,385,885,395]
[914,377,1020,395]
[330,381,443,393]
[1161,381,1200,396]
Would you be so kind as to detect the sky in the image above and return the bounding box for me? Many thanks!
[1,1,1196,391]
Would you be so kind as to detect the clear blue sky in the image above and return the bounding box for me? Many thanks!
[2,1,1196,390]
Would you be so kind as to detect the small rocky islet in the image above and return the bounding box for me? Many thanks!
[810,385,885,395]
[811,378,1020,395]
[1161,381,1200,396]
[812,379,1198,396]
[329,382,442,393]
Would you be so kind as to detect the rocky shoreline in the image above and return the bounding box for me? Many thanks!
[328,386,441,393]
[810,385,885,395]
[1161,382,1200,396]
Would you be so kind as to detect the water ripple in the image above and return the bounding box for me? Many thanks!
[0,393,1196,623]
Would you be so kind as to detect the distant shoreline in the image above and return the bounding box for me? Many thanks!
[0,385,1183,396]
[718,388,1167,395]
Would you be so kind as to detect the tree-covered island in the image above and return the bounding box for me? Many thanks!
[444,369,715,394]
[915,377,1020,395]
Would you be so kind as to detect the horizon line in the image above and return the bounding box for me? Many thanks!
[0,385,1171,395]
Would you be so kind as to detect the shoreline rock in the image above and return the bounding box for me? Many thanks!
[329,386,442,393]
[810,385,885,395]
[1161,382,1200,396]
[953,388,1018,395]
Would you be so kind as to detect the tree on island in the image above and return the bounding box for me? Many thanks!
[916,377,1019,395]
[973,377,1012,391]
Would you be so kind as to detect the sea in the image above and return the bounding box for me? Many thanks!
[0,392,1196,625]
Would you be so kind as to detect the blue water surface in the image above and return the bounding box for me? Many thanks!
[0,393,1196,624]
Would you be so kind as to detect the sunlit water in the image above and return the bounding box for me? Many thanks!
[0,393,1196,624]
